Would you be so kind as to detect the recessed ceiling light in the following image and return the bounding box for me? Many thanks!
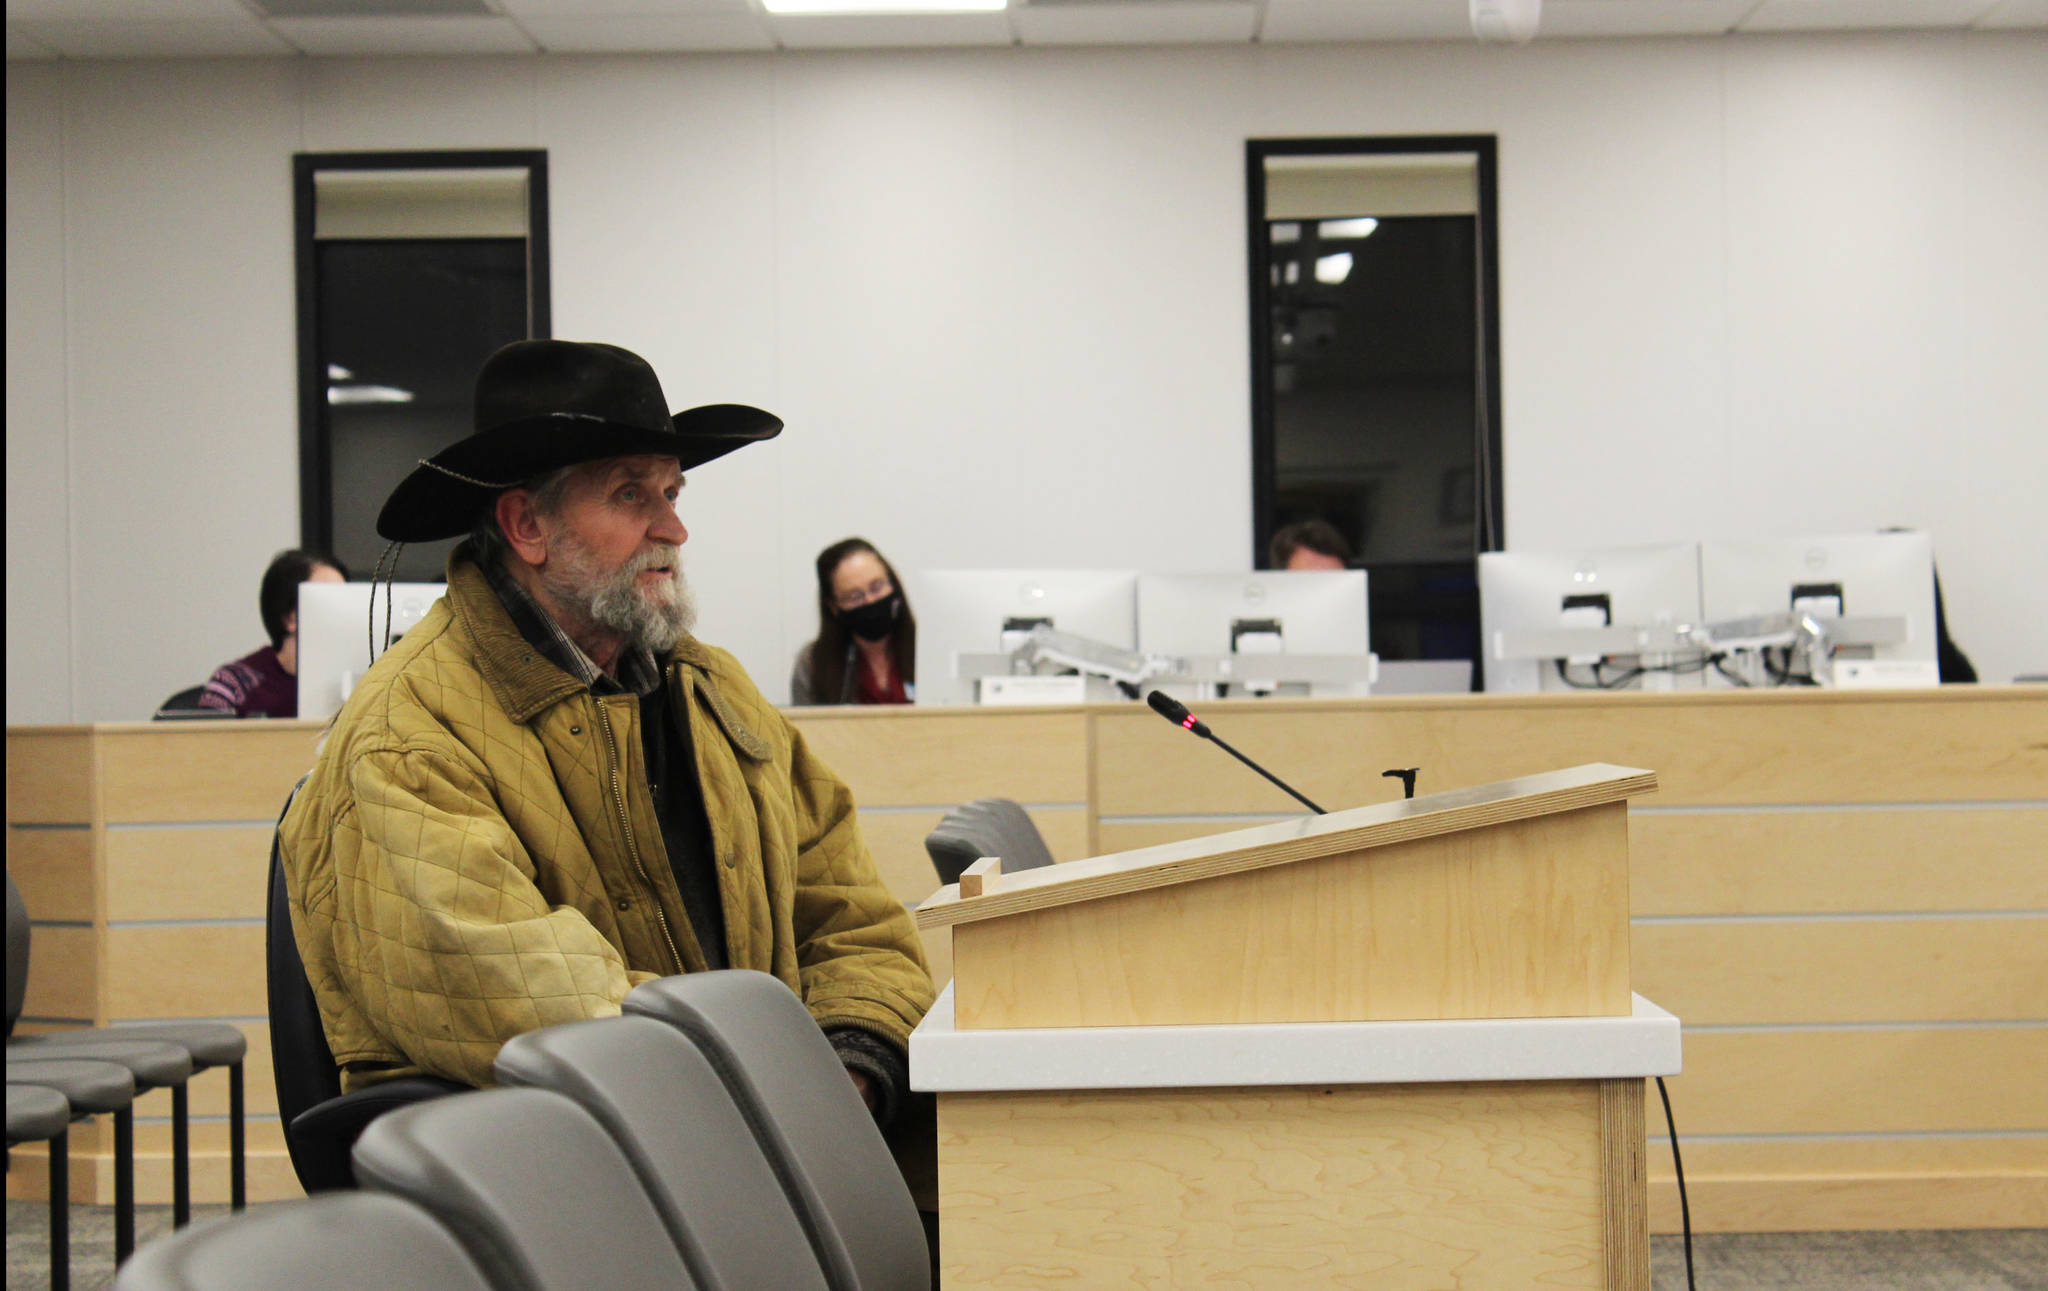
[1318,218,1379,241]
[763,0,1007,13]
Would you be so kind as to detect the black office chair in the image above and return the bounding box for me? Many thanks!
[924,798,1056,887]
[151,686,227,721]
[266,781,464,1191]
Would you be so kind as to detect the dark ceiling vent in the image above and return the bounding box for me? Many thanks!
[246,0,497,17]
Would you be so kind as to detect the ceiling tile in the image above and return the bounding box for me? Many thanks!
[267,14,541,53]
[1012,1,1257,45]
[518,13,775,50]
[1974,0,2048,24]
[1540,0,1757,39]
[12,18,297,56]
[6,22,59,57]
[4,0,256,18]
[1258,0,1473,43]
[496,0,755,15]
[1741,0,2000,32]
[768,11,1014,47]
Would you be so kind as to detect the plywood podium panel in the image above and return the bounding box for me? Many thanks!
[939,1079,1627,1290]
[954,802,1632,1029]
[924,765,1652,1030]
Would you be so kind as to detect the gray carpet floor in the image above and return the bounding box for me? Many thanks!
[7,1198,2046,1289]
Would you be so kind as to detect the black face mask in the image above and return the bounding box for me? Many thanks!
[838,592,901,643]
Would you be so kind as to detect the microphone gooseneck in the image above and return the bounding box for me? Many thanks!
[1144,690,1327,816]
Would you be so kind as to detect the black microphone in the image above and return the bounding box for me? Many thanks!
[1146,690,1327,815]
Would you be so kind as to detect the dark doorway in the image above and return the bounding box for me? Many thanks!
[1247,138,1501,683]
[295,151,549,582]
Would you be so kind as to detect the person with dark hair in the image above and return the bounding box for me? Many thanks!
[1269,518,1354,572]
[791,538,916,705]
[277,339,932,1136]
[195,548,349,717]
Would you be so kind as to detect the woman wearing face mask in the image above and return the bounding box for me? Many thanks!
[791,537,917,705]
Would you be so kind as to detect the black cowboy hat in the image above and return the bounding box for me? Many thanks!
[376,339,782,543]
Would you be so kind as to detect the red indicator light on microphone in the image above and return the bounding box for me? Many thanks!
[1181,715,1197,730]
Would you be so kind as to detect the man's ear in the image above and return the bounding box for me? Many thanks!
[496,490,550,569]
[283,609,298,637]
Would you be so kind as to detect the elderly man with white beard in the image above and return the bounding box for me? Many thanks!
[277,340,935,1135]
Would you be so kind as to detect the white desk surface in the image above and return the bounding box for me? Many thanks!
[910,983,1681,1093]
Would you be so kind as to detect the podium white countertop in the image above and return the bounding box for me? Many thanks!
[910,984,1681,1093]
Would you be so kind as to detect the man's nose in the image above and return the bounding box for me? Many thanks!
[651,500,688,546]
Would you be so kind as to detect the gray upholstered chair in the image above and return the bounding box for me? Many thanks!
[8,1043,189,1263]
[111,1191,493,1291]
[924,797,1055,887]
[626,970,930,1291]
[8,868,250,1223]
[496,1015,830,1291]
[8,1082,76,1291]
[352,1086,705,1291]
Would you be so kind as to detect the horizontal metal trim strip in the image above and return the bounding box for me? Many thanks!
[8,821,91,831]
[1633,801,2048,815]
[1647,1129,2048,1144]
[857,802,1087,816]
[1096,813,1297,826]
[105,917,265,929]
[1634,911,2048,924]
[104,819,278,831]
[27,919,94,929]
[107,1015,268,1026]
[17,1015,96,1025]
[1684,1019,2045,1033]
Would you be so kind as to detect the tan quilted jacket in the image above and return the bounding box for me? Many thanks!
[279,554,934,1091]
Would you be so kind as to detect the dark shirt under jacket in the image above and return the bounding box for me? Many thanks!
[480,560,907,1124]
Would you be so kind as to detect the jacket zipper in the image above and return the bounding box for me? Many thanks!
[593,695,685,974]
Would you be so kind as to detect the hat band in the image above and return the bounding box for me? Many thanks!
[417,458,520,489]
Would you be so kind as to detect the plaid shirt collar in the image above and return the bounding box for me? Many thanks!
[480,556,665,698]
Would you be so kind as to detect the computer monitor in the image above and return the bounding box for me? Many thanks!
[1699,531,1936,684]
[908,570,1139,706]
[1478,543,1704,693]
[296,581,447,721]
[1137,571,1370,697]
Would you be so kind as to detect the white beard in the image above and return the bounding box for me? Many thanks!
[542,534,696,654]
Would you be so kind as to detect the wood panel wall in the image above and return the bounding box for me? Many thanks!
[6,722,324,1206]
[1087,687,2048,1234]
[9,685,2043,1226]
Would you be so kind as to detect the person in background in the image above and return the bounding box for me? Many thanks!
[1268,518,1354,572]
[197,548,349,718]
[791,537,917,705]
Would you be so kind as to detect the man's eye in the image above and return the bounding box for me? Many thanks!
[619,487,638,503]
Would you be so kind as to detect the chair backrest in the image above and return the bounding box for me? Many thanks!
[352,1086,704,1291]
[151,685,224,721]
[265,779,345,1168]
[111,1191,494,1291]
[924,797,1056,887]
[496,1016,830,1291]
[626,970,930,1291]
[5,869,29,1036]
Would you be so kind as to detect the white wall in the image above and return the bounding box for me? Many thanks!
[7,32,2045,723]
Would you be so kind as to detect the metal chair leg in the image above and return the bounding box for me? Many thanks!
[50,1125,71,1291]
[114,1107,135,1264]
[172,1081,191,1227]
[229,1059,246,1211]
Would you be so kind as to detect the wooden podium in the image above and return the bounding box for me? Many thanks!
[911,763,1681,1289]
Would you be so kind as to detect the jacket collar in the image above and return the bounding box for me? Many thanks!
[446,550,772,762]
